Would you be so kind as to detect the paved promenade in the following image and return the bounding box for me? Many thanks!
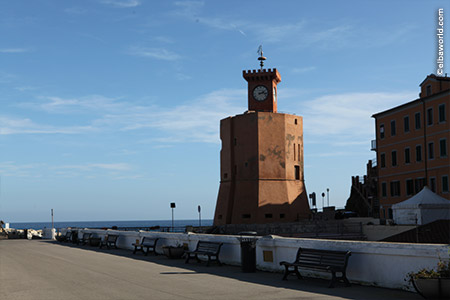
[0,240,421,300]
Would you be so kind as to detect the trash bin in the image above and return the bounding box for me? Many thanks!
[238,231,257,273]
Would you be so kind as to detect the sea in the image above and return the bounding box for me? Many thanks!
[9,219,213,230]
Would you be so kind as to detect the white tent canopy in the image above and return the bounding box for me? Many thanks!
[392,187,450,225]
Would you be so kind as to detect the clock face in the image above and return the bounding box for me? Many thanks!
[253,85,268,101]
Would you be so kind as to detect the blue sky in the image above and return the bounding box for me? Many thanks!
[0,0,448,222]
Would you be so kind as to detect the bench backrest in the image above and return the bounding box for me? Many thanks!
[65,231,73,237]
[296,248,351,269]
[195,241,222,254]
[82,233,91,239]
[142,237,158,244]
[106,234,118,242]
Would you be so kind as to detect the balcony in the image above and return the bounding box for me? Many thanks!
[371,139,376,151]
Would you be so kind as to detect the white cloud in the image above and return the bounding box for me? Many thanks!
[100,0,141,8]
[0,116,94,135]
[297,91,417,141]
[0,48,30,53]
[128,46,181,61]
[292,66,316,73]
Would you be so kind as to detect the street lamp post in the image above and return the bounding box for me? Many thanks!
[198,205,201,227]
[326,188,330,207]
[321,192,325,210]
[170,203,176,232]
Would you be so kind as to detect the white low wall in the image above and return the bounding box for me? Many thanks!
[65,228,448,291]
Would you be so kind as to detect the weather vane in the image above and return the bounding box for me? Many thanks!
[257,45,266,70]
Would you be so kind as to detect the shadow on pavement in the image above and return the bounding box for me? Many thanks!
[46,240,421,300]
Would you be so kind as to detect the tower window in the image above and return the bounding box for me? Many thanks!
[294,119,297,125]
[298,144,300,161]
[293,143,296,161]
[426,85,432,96]
[279,213,285,219]
[265,214,273,219]
[294,165,300,180]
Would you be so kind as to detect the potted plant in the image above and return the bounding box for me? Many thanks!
[406,256,450,299]
[162,244,186,259]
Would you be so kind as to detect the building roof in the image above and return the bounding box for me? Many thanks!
[372,74,450,118]
[371,88,450,118]
[419,73,450,87]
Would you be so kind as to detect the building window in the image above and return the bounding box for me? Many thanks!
[391,150,397,166]
[415,112,421,129]
[405,148,411,164]
[234,138,237,146]
[242,214,251,219]
[428,142,434,159]
[294,165,300,180]
[430,177,436,193]
[380,153,386,168]
[390,181,400,197]
[280,213,285,219]
[416,145,422,162]
[440,139,448,157]
[380,124,385,139]
[442,175,449,193]
[415,178,426,193]
[293,143,296,161]
[404,116,410,132]
[381,182,387,197]
[406,179,414,196]
[218,215,222,220]
[427,108,433,126]
[223,173,228,179]
[294,119,298,125]
[265,213,273,219]
[439,104,446,123]
[390,120,396,136]
[426,85,432,96]
[298,144,300,161]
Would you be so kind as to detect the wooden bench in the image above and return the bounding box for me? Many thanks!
[132,237,159,256]
[78,232,92,245]
[185,241,223,266]
[280,247,351,288]
[58,230,73,242]
[99,234,119,249]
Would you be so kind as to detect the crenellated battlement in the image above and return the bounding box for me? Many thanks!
[243,68,281,83]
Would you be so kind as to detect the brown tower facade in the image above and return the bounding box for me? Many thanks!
[213,68,311,225]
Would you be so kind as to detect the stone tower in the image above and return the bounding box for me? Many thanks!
[213,64,311,225]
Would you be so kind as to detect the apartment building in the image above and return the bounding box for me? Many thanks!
[372,74,450,219]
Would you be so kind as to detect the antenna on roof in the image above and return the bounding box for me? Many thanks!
[257,45,266,70]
